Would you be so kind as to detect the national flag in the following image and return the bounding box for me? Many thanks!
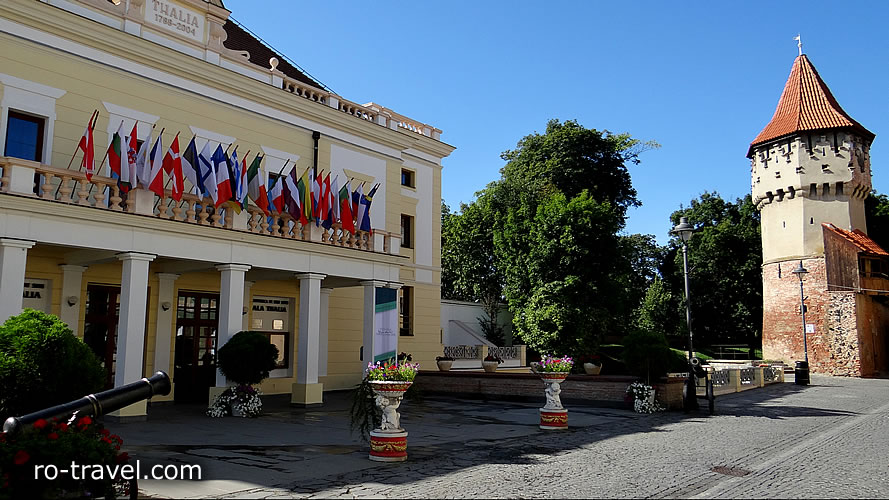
[229,148,242,213]
[162,134,184,201]
[269,172,284,213]
[77,111,97,180]
[134,131,152,189]
[181,137,200,195]
[123,123,138,193]
[338,181,355,234]
[358,183,379,232]
[212,145,232,208]
[331,175,339,222]
[299,167,313,223]
[352,183,363,225]
[107,121,125,186]
[239,154,248,210]
[321,173,334,230]
[283,166,301,221]
[247,155,269,216]
[312,171,323,224]
[147,132,165,197]
[197,141,217,204]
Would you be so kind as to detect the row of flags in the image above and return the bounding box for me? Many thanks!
[75,111,380,233]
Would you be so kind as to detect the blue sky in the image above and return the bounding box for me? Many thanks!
[224,0,889,243]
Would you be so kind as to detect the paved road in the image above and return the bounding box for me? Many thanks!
[117,375,889,498]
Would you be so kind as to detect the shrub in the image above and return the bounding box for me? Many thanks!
[621,329,673,384]
[216,331,278,386]
[0,310,104,421]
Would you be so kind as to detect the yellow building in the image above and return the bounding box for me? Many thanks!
[0,0,453,418]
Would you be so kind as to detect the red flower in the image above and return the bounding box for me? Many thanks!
[56,422,68,432]
[101,437,112,444]
[111,434,122,444]
[77,416,92,427]
[116,452,130,464]
[13,450,30,465]
[101,429,110,436]
[33,419,48,430]
[0,433,5,442]
[47,432,59,440]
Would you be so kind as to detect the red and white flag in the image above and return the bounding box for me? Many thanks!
[77,111,98,180]
[162,133,184,201]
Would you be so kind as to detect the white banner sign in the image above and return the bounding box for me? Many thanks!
[373,287,398,363]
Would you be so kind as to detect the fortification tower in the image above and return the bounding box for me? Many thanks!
[749,53,875,369]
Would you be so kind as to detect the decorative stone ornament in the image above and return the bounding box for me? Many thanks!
[436,359,453,371]
[538,372,569,430]
[368,380,412,462]
[482,360,499,373]
[583,362,602,375]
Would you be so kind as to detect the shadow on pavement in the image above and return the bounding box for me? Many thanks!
[106,381,828,497]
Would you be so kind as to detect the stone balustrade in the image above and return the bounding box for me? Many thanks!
[0,156,401,256]
[277,76,442,140]
[695,365,785,396]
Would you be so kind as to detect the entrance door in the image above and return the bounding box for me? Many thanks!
[83,285,120,388]
[174,291,219,403]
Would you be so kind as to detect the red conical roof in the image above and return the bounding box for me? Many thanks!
[748,54,874,157]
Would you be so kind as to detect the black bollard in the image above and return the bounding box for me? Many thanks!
[794,361,810,386]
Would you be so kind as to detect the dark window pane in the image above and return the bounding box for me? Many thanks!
[5,111,44,162]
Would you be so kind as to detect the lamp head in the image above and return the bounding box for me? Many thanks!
[792,260,808,281]
[672,216,694,243]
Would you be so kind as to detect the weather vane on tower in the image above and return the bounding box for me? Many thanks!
[793,34,802,56]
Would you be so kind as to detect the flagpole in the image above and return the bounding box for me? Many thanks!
[57,109,98,198]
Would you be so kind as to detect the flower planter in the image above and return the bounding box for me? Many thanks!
[231,406,246,418]
[583,362,602,375]
[436,360,454,372]
[482,361,499,373]
[368,380,412,462]
[538,371,570,430]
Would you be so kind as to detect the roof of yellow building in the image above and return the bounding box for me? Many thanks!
[748,55,874,157]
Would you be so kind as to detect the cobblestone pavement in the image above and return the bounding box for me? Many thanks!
[121,375,889,499]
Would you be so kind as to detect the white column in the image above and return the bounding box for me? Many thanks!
[214,264,251,387]
[59,265,87,336]
[292,273,325,405]
[360,280,387,364]
[319,287,332,377]
[111,252,155,419]
[242,280,254,331]
[153,273,179,384]
[0,239,36,323]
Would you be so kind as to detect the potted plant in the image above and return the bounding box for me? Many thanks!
[365,358,419,462]
[435,355,455,371]
[208,331,278,418]
[531,355,574,429]
[580,354,603,375]
[482,353,503,373]
[626,382,662,413]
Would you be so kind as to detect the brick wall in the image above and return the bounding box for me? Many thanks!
[414,371,686,410]
[762,257,831,369]
[825,292,862,376]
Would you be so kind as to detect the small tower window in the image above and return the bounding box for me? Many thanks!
[836,182,844,195]
[810,217,814,225]
[823,183,830,196]
[810,183,818,197]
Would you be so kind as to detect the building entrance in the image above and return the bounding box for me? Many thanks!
[174,291,219,403]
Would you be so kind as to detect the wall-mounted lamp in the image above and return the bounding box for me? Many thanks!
[161,301,172,311]
[66,296,78,307]
[242,306,248,315]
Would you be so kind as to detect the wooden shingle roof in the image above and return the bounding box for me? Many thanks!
[748,55,874,157]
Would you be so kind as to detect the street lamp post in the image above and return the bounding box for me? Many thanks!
[792,261,810,385]
[671,216,697,410]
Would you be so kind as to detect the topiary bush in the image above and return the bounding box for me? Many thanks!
[0,309,104,421]
[216,331,278,386]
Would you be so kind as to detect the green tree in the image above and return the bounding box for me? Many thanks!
[865,191,889,252]
[634,277,679,336]
[665,192,762,350]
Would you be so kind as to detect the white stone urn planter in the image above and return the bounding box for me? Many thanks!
[436,359,454,371]
[368,380,412,462]
[537,372,569,430]
[583,362,602,375]
[482,360,499,373]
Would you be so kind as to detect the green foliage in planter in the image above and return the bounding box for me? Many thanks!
[349,377,422,443]
[621,329,673,384]
[0,309,104,420]
[217,331,279,386]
